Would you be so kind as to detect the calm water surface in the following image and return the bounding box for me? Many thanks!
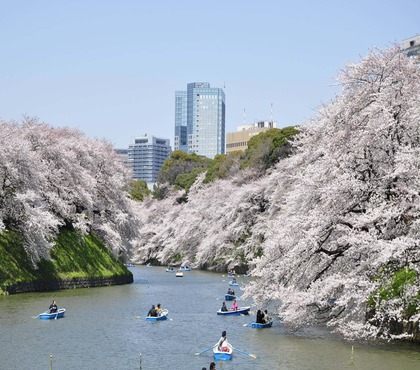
[1,266,419,369]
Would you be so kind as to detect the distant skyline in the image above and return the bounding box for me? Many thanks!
[1,1,418,149]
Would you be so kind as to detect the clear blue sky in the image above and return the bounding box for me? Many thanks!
[1,0,418,149]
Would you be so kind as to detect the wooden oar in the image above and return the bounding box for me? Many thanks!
[233,347,257,359]
[194,345,216,356]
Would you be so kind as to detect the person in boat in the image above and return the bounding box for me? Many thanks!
[216,331,229,352]
[147,305,158,317]
[220,301,228,312]
[49,300,58,313]
[209,362,216,370]
[227,287,234,295]
[156,303,163,315]
[231,299,238,311]
[263,309,269,323]
[256,309,264,323]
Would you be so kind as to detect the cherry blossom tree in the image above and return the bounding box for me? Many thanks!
[244,46,420,339]
[0,117,141,264]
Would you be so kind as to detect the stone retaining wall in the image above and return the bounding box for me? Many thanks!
[3,274,133,294]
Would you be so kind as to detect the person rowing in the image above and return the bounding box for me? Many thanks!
[49,300,58,313]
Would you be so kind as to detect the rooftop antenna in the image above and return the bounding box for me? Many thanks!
[243,108,246,125]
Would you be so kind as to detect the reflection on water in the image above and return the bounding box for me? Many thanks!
[0,266,419,369]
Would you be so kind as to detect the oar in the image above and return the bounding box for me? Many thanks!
[243,322,254,327]
[233,347,257,359]
[194,345,216,356]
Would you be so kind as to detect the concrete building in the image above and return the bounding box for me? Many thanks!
[401,35,420,57]
[175,82,225,159]
[128,134,171,185]
[226,120,277,153]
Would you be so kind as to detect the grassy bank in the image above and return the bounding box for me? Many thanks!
[0,229,131,294]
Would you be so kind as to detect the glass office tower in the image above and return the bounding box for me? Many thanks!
[175,82,225,159]
[174,91,188,152]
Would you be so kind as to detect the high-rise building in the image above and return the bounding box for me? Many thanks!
[226,120,277,153]
[175,82,225,159]
[174,91,188,153]
[128,134,171,184]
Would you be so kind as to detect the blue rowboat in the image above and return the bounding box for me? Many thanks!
[213,343,233,361]
[225,294,236,301]
[39,308,66,320]
[178,266,191,271]
[216,306,250,316]
[251,320,273,328]
[228,281,238,286]
[146,309,169,322]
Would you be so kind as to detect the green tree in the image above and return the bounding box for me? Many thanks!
[128,180,151,202]
[203,152,242,183]
[158,151,212,188]
[240,126,299,171]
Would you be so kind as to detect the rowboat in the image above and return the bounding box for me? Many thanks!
[216,306,250,316]
[39,308,66,320]
[178,266,191,271]
[251,319,273,328]
[225,294,236,301]
[228,281,238,286]
[165,268,175,273]
[146,309,169,322]
[176,272,184,277]
[213,342,233,361]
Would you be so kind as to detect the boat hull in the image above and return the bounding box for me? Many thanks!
[213,343,233,361]
[228,281,238,286]
[251,320,273,328]
[178,267,191,271]
[217,306,250,316]
[146,310,169,322]
[39,308,66,320]
[225,294,236,301]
